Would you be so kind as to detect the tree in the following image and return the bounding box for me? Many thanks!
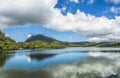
[0,46,2,51]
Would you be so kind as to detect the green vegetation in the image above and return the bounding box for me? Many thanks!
[17,41,66,50]
[0,31,17,50]
[0,31,66,51]
[0,46,2,51]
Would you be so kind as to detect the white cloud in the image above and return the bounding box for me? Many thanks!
[88,37,103,42]
[105,0,120,4]
[88,33,120,42]
[48,10,119,36]
[0,0,120,42]
[61,6,67,12]
[70,0,79,3]
[27,34,32,38]
[110,7,120,14]
[0,0,56,28]
[5,34,10,37]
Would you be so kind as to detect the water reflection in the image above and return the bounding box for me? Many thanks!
[46,57,119,78]
[0,47,120,78]
[4,52,88,71]
[29,54,55,60]
[0,52,10,67]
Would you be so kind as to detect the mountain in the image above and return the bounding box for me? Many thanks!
[67,41,120,47]
[64,41,95,47]
[0,32,66,50]
[0,31,17,50]
[86,42,120,47]
[26,34,60,43]
[25,34,120,47]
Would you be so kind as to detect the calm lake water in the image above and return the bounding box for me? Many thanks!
[0,47,120,78]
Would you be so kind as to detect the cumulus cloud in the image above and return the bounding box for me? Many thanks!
[48,10,120,39]
[88,37,103,42]
[110,7,120,14]
[5,34,10,37]
[105,0,120,4]
[0,0,56,27]
[88,34,120,42]
[0,0,120,41]
[27,34,32,38]
[70,0,79,3]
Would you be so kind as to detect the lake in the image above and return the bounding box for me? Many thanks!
[0,47,120,78]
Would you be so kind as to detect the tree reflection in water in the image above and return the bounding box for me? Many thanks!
[0,52,11,67]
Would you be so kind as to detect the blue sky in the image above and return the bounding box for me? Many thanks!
[1,0,120,42]
[2,25,87,42]
[55,0,120,18]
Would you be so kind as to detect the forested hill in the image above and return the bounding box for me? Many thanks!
[0,31,66,50]
[0,31,17,50]
[26,34,60,43]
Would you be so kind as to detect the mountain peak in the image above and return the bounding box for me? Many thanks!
[25,34,59,43]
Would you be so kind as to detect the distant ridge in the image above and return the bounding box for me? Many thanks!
[25,34,120,47]
[25,34,94,46]
[25,34,60,43]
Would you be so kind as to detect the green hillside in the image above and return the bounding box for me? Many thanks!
[0,31,66,51]
[0,31,17,50]
[17,41,66,50]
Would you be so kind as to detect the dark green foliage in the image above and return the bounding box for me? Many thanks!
[0,46,2,50]
[17,41,66,50]
[0,31,18,50]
